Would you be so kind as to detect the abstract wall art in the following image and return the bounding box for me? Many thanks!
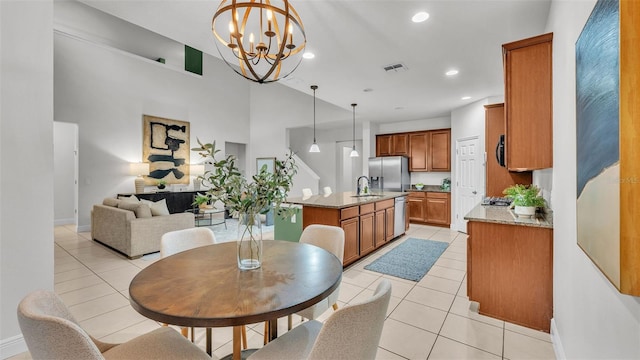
[142,115,190,185]
[576,0,639,296]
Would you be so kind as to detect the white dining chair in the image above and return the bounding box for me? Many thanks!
[248,279,392,360]
[323,186,332,195]
[302,188,313,198]
[17,290,213,360]
[287,224,345,330]
[161,228,248,348]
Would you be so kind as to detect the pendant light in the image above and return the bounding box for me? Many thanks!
[309,85,320,153]
[350,103,359,157]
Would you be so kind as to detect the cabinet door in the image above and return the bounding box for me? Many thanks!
[376,135,392,156]
[341,217,359,265]
[385,207,395,241]
[392,134,409,155]
[407,192,426,222]
[503,33,553,170]
[360,213,375,256]
[429,129,451,172]
[485,104,532,197]
[405,200,410,231]
[409,132,428,171]
[425,193,450,225]
[375,210,386,248]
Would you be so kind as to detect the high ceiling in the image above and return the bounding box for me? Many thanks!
[80,0,551,126]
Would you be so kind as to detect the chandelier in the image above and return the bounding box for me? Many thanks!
[212,0,306,83]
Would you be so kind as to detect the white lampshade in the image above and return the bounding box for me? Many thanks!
[309,143,320,153]
[350,147,359,158]
[129,162,150,176]
[190,164,205,176]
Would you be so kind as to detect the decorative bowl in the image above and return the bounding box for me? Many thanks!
[415,184,424,190]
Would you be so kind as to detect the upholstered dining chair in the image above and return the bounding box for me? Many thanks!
[323,186,332,195]
[17,289,213,360]
[287,224,345,330]
[302,188,313,198]
[248,279,392,360]
[161,227,248,348]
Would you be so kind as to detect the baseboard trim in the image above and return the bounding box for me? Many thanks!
[550,318,566,360]
[1,334,27,359]
[54,218,75,226]
[77,224,91,232]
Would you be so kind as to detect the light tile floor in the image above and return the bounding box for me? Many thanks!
[11,224,556,360]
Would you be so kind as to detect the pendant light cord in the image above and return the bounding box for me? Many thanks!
[351,103,357,148]
[312,85,317,142]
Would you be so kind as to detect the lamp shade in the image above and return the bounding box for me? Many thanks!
[129,162,149,176]
[190,164,205,176]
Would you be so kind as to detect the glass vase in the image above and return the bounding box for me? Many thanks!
[237,212,262,270]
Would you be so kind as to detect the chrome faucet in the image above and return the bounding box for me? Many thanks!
[356,176,369,195]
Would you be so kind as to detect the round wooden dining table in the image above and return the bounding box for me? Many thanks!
[129,240,343,360]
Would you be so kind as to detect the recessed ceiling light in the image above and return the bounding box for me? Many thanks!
[363,88,374,93]
[412,12,430,23]
[461,96,472,100]
[303,52,315,59]
[394,106,404,110]
[446,69,459,76]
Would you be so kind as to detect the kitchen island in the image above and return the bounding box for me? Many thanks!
[285,192,408,266]
[464,203,553,332]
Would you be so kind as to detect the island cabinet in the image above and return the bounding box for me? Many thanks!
[467,219,553,332]
[503,33,553,171]
[299,194,405,266]
[376,133,409,157]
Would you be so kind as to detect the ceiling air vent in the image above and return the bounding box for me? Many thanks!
[383,63,408,73]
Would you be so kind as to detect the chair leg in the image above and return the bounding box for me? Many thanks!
[181,327,189,338]
[190,327,195,342]
[287,315,293,331]
[263,322,269,345]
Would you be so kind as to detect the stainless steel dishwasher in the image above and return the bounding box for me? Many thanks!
[394,196,405,238]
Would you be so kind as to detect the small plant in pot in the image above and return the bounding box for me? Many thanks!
[156,179,167,190]
[503,184,546,218]
[191,194,210,213]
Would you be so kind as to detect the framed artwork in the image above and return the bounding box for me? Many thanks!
[576,0,639,296]
[256,157,275,174]
[142,115,190,185]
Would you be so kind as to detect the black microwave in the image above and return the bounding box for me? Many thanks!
[496,134,506,167]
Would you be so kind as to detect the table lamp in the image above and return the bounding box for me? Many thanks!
[129,162,150,194]
[190,164,205,191]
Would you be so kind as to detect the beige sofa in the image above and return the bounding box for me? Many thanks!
[91,200,194,259]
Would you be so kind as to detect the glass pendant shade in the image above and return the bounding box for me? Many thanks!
[350,146,359,158]
[309,143,320,152]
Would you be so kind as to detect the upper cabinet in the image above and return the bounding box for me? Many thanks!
[503,33,553,171]
[376,134,408,156]
[379,129,450,172]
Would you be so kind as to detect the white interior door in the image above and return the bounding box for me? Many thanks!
[455,136,482,233]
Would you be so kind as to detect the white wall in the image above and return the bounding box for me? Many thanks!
[377,116,451,134]
[54,122,78,225]
[450,98,489,230]
[54,31,250,230]
[0,1,55,357]
[546,1,640,358]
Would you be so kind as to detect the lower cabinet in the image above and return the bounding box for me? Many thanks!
[385,207,395,241]
[360,212,375,256]
[341,217,359,265]
[375,210,386,247]
[407,191,451,226]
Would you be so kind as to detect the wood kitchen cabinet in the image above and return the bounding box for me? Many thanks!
[376,134,409,157]
[385,207,395,241]
[503,33,553,171]
[467,220,553,332]
[375,210,386,248]
[340,214,359,265]
[485,103,532,197]
[425,192,450,225]
[429,130,451,172]
[409,132,428,171]
[359,204,376,256]
[407,191,450,227]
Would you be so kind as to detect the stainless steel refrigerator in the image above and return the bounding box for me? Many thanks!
[368,156,410,192]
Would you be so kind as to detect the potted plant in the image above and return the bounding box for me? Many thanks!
[415,183,424,190]
[192,139,297,270]
[502,184,546,218]
[156,179,167,190]
[191,194,210,212]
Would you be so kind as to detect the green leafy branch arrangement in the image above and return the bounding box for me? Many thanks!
[502,184,546,207]
[191,139,298,220]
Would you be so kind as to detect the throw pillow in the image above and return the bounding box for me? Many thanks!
[103,198,121,207]
[118,202,152,218]
[118,195,140,203]
[141,198,170,216]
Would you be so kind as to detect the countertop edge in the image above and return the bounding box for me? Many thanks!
[464,203,554,229]
[286,192,406,209]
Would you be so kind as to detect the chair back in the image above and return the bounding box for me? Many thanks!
[302,188,313,198]
[323,187,332,195]
[299,224,345,263]
[161,227,216,257]
[307,279,391,360]
[17,290,105,360]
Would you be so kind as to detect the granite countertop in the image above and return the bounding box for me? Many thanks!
[285,191,406,209]
[464,203,553,229]
[404,185,451,193]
